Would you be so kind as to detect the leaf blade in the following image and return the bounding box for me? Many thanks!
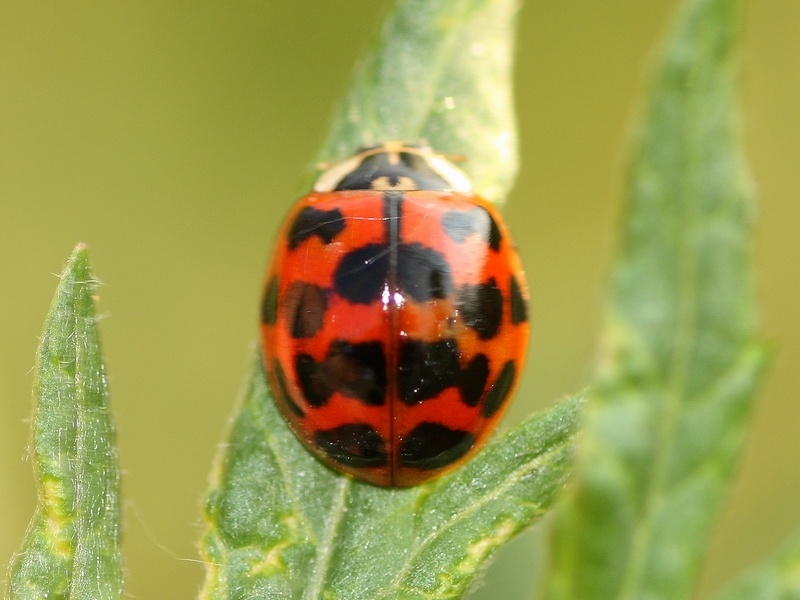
[7,245,122,600]
[201,355,581,600]
[200,1,542,597]
[314,0,519,202]
[542,0,768,598]
[333,395,581,600]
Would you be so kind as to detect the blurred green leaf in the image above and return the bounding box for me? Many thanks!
[541,0,768,599]
[314,0,519,203]
[201,358,580,600]
[714,533,800,600]
[7,245,122,600]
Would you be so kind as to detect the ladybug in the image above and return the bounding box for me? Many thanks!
[260,142,529,487]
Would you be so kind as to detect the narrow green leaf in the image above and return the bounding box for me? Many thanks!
[715,532,800,600]
[201,1,541,598]
[201,357,580,600]
[541,1,768,599]
[314,0,519,203]
[7,244,122,600]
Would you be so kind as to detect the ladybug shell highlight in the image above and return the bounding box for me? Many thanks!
[261,143,529,487]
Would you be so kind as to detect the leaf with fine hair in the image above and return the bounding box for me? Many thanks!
[199,1,577,598]
[7,245,122,600]
[201,357,580,600]
[314,0,519,203]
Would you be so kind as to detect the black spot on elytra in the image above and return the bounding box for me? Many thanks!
[335,241,453,305]
[458,353,490,406]
[288,206,346,250]
[482,360,516,418]
[440,206,502,252]
[334,243,390,304]
[510,275,528,324]
[283,282,328,339]
[314,424,388,468]
[326,341,387,406]
[441,208,486,243]
[261,276,279,325]
[398,339,460,405]
[487,212,502,251]
[397,242,453,302]
[295,341,387,408]
[457,278,503,340]
[398,423,475,469]
[274,361,304,417]
[295,354,330,408]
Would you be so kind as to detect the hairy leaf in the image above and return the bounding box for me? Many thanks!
[7,245,122,600]
[201,357,579,600]
[200,0,544,598]
[314,0,519,202]
[196,0,572,597]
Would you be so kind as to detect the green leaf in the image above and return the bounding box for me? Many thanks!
[200,1,546,598]
[313,0,519,203]
[541,0,768,599]
[714,532,800,600]
[201,357,580,600]
[7,244,122,600]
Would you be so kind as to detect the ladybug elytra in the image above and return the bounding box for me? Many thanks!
[260,142,529,487]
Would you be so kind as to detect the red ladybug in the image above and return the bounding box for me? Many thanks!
[261,142,529,487]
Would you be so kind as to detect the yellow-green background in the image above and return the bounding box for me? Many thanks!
[1,2,797,598]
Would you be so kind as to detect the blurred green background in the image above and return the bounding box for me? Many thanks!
[1,2,797,598]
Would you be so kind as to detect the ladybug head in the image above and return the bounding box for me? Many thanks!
[313,142,472,193]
